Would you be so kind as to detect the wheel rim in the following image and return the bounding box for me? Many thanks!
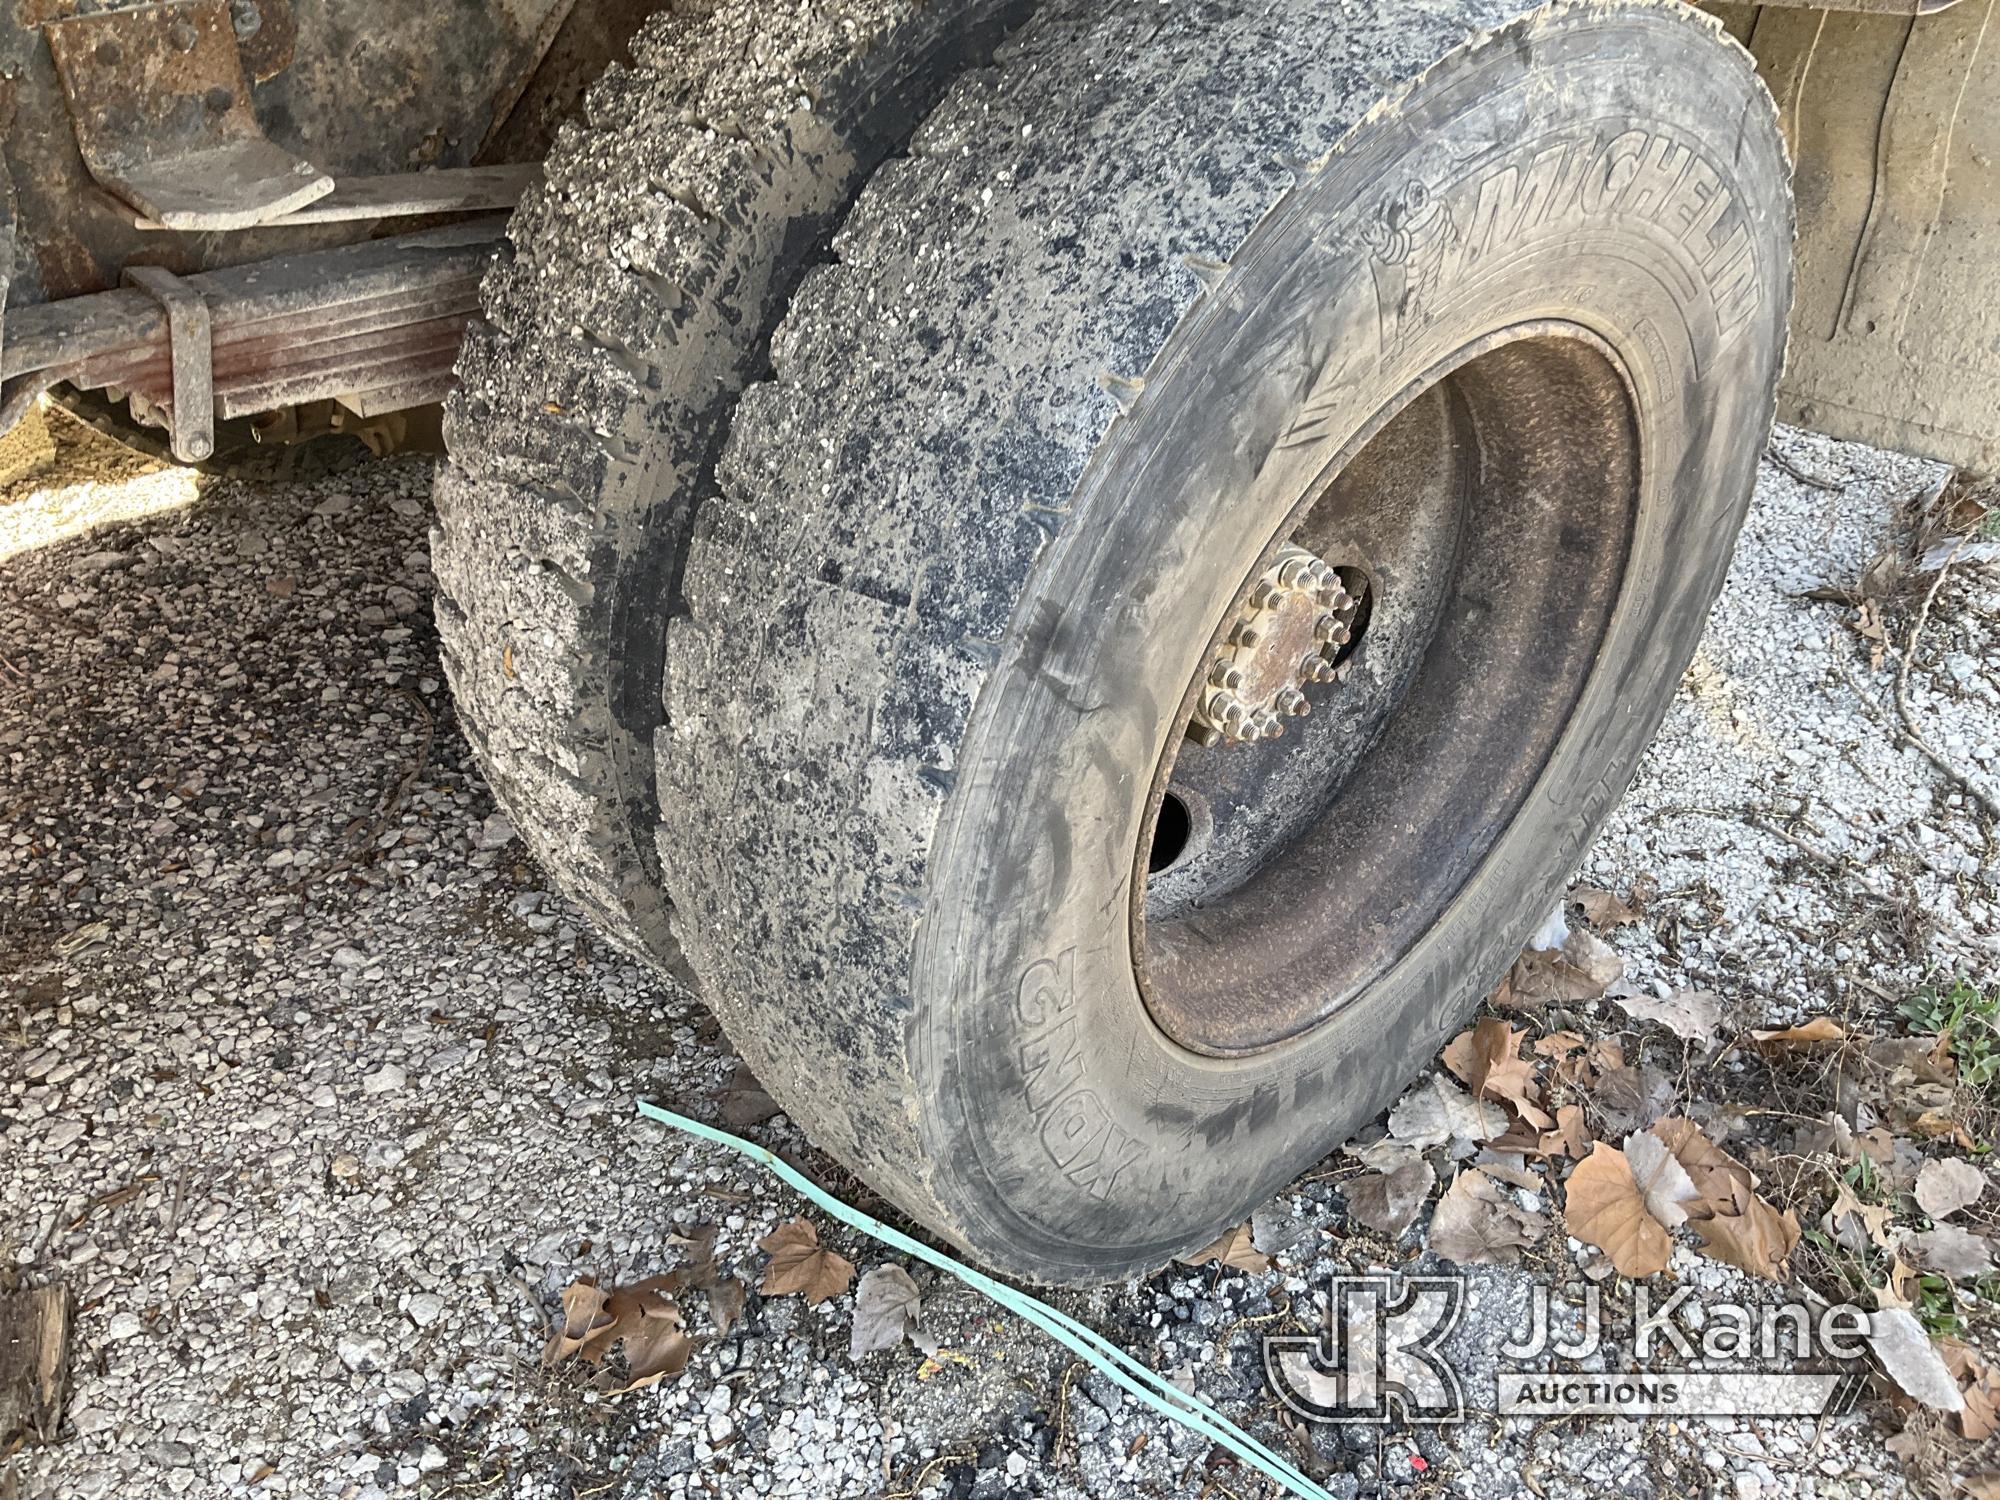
[1132,323,1641,1056]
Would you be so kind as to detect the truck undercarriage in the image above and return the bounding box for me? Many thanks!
[6,1,1998,471]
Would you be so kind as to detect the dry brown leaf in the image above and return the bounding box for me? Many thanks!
[758,1219,856,1306]
[1474,1150,1543,1190]
[1342,1159,1436,1237]
[616,1298,694,1387]
[1537,1104,1591,1160]
[1624,1131,1700,1231]
[1822,1180,1898,1254]
[1747,1016,1856,1050]
[1386,1074,1509,1151]
[1608,986,1722,1046]
[1534,1032,1588,1061]
[849,1265,924,1358]
[1563,1143,1673,1278]
[1500,931,1625,1007]
[706,1276,746,1337]
[1590,1061,1675,1137]
[1942,1340,2000,1441]
[1870,1033,1959,1087]
[1854,599,1889,670]
[1427,1167,1546,1267]
[1562,930,1626,992]
[1883,1425,1926,1465]
[1440,1018,1551,1128]
[1915,1157,1989,1220]
[1879,1254,1921,1310]
[1650,1117,1756,1219]
[542,1279,613,1365]
[1570,885,1643,929]
[1179,1220,1272,1274]
[716,1062,781,1129]
[1902,1224,1998,1282]
[1856,1125,1903,1170]
[543,1274,697,1389]
[1909,1110,1978,1148]
[1691,1195,1800,1281]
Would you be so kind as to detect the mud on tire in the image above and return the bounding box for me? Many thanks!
[431,0,1028,965]
[660,0,1793,1281]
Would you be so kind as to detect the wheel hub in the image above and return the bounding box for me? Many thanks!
[1134,330,1642,1057]
[1187,544,1362,747]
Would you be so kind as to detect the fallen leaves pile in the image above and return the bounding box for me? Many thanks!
[1187,885,1999,1475]
[541,1214,945,1402]
[539,1226,746,1394]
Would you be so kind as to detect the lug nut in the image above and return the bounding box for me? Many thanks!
[1314,615,1351,646]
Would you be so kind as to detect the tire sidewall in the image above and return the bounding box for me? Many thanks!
[912,8,1792,1281]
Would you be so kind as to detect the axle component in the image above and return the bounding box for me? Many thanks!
[1186,544,1363,748]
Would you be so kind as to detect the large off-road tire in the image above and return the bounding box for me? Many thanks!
[431,0,1027,963]
[662,0,1792,1282]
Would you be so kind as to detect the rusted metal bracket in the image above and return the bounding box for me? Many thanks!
[127,164,542,231]
[1756,0,1966,12]
[121,265,214,463]
[44,0,334,232]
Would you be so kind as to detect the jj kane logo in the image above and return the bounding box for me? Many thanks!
[1266,1276,1871,1424]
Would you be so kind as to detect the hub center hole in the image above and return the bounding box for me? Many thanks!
[1149,791,1194,873]
[1329,566,1372,666]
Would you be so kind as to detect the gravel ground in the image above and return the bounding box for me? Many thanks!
[2,409,1995,1500]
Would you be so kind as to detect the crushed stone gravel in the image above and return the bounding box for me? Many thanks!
[2,409,1993,1498]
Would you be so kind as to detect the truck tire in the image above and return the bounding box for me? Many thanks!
[662,0,1791,1281]
[431,0,1027,963]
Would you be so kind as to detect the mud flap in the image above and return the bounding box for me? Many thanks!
[1713,0,2000,471]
